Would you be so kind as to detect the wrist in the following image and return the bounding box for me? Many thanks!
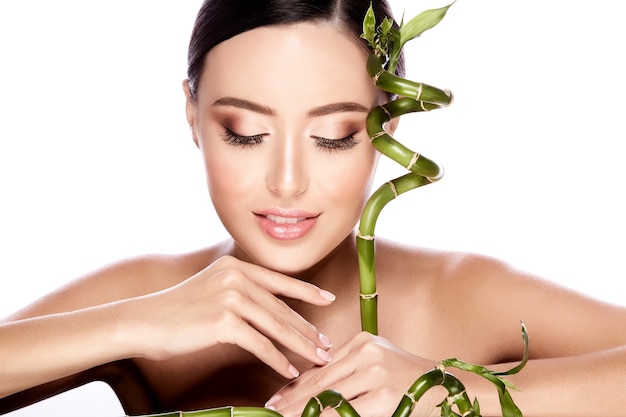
[106,296,153,361]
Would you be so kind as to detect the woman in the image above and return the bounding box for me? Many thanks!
[1,0,626,416]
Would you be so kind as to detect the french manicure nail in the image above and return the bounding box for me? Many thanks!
[317,347,332,362]
[319,289,336,301]
[266,394,283,408]
[319,333,332,348]
[288,364,300,378]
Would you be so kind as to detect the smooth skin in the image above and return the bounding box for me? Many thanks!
[2,22,626,417]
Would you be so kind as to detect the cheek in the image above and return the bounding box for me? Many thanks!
[318,148,379,211]
[201,146,256,205]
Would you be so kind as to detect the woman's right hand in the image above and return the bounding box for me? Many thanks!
[130,255,335,379]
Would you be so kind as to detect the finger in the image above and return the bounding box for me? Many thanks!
[222,316,300,380]
[214,271,330,352]
[233,258,336,305]
[226,284,332,366]
[267,358,356,415]
[245,280,333,350]
[268,334,383,413]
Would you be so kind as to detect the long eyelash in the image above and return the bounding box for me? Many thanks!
[222,128,266,147]
[312,134,360,152]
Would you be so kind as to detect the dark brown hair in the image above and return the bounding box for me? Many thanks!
[186,0,404,100]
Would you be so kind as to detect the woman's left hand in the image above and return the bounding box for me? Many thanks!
[265,332,439,417]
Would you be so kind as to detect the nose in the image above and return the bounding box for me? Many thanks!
[266,135,309,198]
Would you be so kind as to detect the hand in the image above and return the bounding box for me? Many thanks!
[132,255,335,379]
[265,332,441,417]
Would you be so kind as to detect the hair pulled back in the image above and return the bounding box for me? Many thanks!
[186,0,404,100]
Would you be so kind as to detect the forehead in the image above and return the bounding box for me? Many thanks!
[199,22,379,111]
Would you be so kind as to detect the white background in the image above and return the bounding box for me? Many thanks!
[1,0,625,415]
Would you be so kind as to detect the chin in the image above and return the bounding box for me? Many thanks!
[233,238,333,275]
[252,248,324,276]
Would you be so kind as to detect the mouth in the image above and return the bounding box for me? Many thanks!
[254,210,319,240]
[265,214,308,224]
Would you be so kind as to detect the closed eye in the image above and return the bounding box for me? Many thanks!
[221,128,267,148]
[312,134,360,152]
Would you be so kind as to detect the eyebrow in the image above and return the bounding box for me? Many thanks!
[211,97,369,117]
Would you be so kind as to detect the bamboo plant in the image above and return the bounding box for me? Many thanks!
[133,4,529,417]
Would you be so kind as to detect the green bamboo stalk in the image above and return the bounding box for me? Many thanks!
[357,5,453,334]
[366,98,446,179]
[366,54,454,106]
[297,368,481,417]
[392,368,475,417]
[357,172,432,334]
[133,406,282,417]
[354,3,529,417]
[300,390,361,417]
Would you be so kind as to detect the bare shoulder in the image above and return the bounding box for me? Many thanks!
[374,237,510,290]
[376,237,551,306]
[3,242,230,321]
[375,238,626,360]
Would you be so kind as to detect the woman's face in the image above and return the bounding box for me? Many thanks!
[185,22,391,274]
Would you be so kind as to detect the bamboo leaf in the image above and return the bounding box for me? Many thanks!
[387,3,454,73]
[472,398,480,416]
[361,3,376,47]
[498,389,524,417]
[398,2,454,47]
[440,358,489,374]
[380,16,394,40]
[495,320,529,376]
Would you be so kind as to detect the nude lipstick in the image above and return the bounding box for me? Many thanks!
[254,209,319,240]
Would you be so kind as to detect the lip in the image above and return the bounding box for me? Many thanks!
[254,208,320,241]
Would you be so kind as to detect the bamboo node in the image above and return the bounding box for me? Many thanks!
[436,362,447,384]
[333,399,344,410]
[446,391,467,407]
[387,181,398,198]
[313,396,323,411]
[381,105,392,119]
[373,69,385,83]
[369,131,386,141]
[406,152,421,171]
[404,391,417,404]
[360,292,378,299]
[415,83,423,100]
[356,232,375,240]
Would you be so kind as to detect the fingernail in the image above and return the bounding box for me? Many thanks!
[317,347,332,362]
[265,394,283,408]
[319,333,332,348]
[319,289,336,302]
[288,364,300,378]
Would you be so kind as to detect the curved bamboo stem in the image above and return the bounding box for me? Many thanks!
[357,53,451,335]
[300,390,360,417]
[366,99,445,180]
[357,173,433,334]
[297,369,476,417]
[392,369,475,417]
[367,54,454,106]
